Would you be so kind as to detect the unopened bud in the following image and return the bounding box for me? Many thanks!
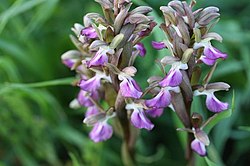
[191,112,203,128]
[89,40,107,50]
[160,6,177,26]
[169,1,185,16]
[193,28,201,43]
[114,3,131,34]
[130,6,152,15]
[95,0,113,9]
[206,82,230,91]
[109,34,124,49]
[122,66,137,76]
[126,13,151,24]
[181,48,193,63]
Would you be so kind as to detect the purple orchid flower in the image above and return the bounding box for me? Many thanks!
[118,71,143,99]
[200,46,227,66]
[159,61,188,87]
[61,50,82,69]
[86,46,114,67]
[191,138,207,156]
[81,26,98,39]
[79,76,101,93]
[145,86,180,108]
[79,71,111,93]
[84,112,116,142]
[194,82,230,113]
[126,102,154,130]
[134,43,146,57]
[146,108,164,118]
[151,41,166,50]
[194,41,227,66]
[85,106,99,118]
[89,122,113,142]
[77,90,97,107]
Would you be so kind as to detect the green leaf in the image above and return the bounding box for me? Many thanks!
[0,0,46,33]
[205,157,217,166]
[238,126,250,132]
[203,90,235,134]
[69,152,81,166]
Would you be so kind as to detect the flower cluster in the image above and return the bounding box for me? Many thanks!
[61,0,231,160]
[150,1,230,156]
[61,0,156,142]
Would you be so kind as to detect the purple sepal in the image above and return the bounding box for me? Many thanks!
[79,76,101,93]
[62,59,75,68]
[206,94,228,112]
[145,89,171,108]
[204,46,227,60]
[77,90,94,107]
[200,56,217,66]
[146,108,164,118]
[159,69,182,87]
[120,78,143,99]
[151,41,165,50]
[191,139,207,157]
[89,122,113,142]
[134,43,146,57]
[201,46,227,65]
[131,108,154,130]
[86,49,109,67]
[81,27,98,39]
[85,106,99,118]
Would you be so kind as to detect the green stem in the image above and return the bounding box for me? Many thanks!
[0,77,75,95]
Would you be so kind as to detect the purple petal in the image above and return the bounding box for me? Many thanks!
[206,94,228,113]
[81,27,98,39]
[151,41,165,50]
[200,56,217,66]
[145,89,171,108]
[159,69,182,87]
[146,108,164,118]
[89,122,113,142]
[85,106,99,118]
[191,139,207,156]
[120,78,142,99]
[134,43,146,57]
[86,49,108,67]
[79,77,101,93]
[204,46,227,60]
[77,90,93,107]
[62,59,76,68]
[131,108,154,130]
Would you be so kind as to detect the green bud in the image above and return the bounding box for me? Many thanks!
[181,48,193,64]
[109,34,124,49]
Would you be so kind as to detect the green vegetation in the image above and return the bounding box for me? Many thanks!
[0,0,250,165]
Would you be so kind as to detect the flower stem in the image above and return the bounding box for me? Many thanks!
[0,77,75,94]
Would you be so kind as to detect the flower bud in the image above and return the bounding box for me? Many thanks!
[160,6,177,26]
[191,112,203,128]
[109,34,124,49]
[181,48,193,64]
[129,6,152,15]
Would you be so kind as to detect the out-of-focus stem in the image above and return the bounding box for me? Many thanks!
[115,91,135,166]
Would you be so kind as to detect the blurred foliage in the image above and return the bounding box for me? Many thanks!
[0,0,250,166]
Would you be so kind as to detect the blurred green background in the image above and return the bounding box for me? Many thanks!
[0,0,250,165]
